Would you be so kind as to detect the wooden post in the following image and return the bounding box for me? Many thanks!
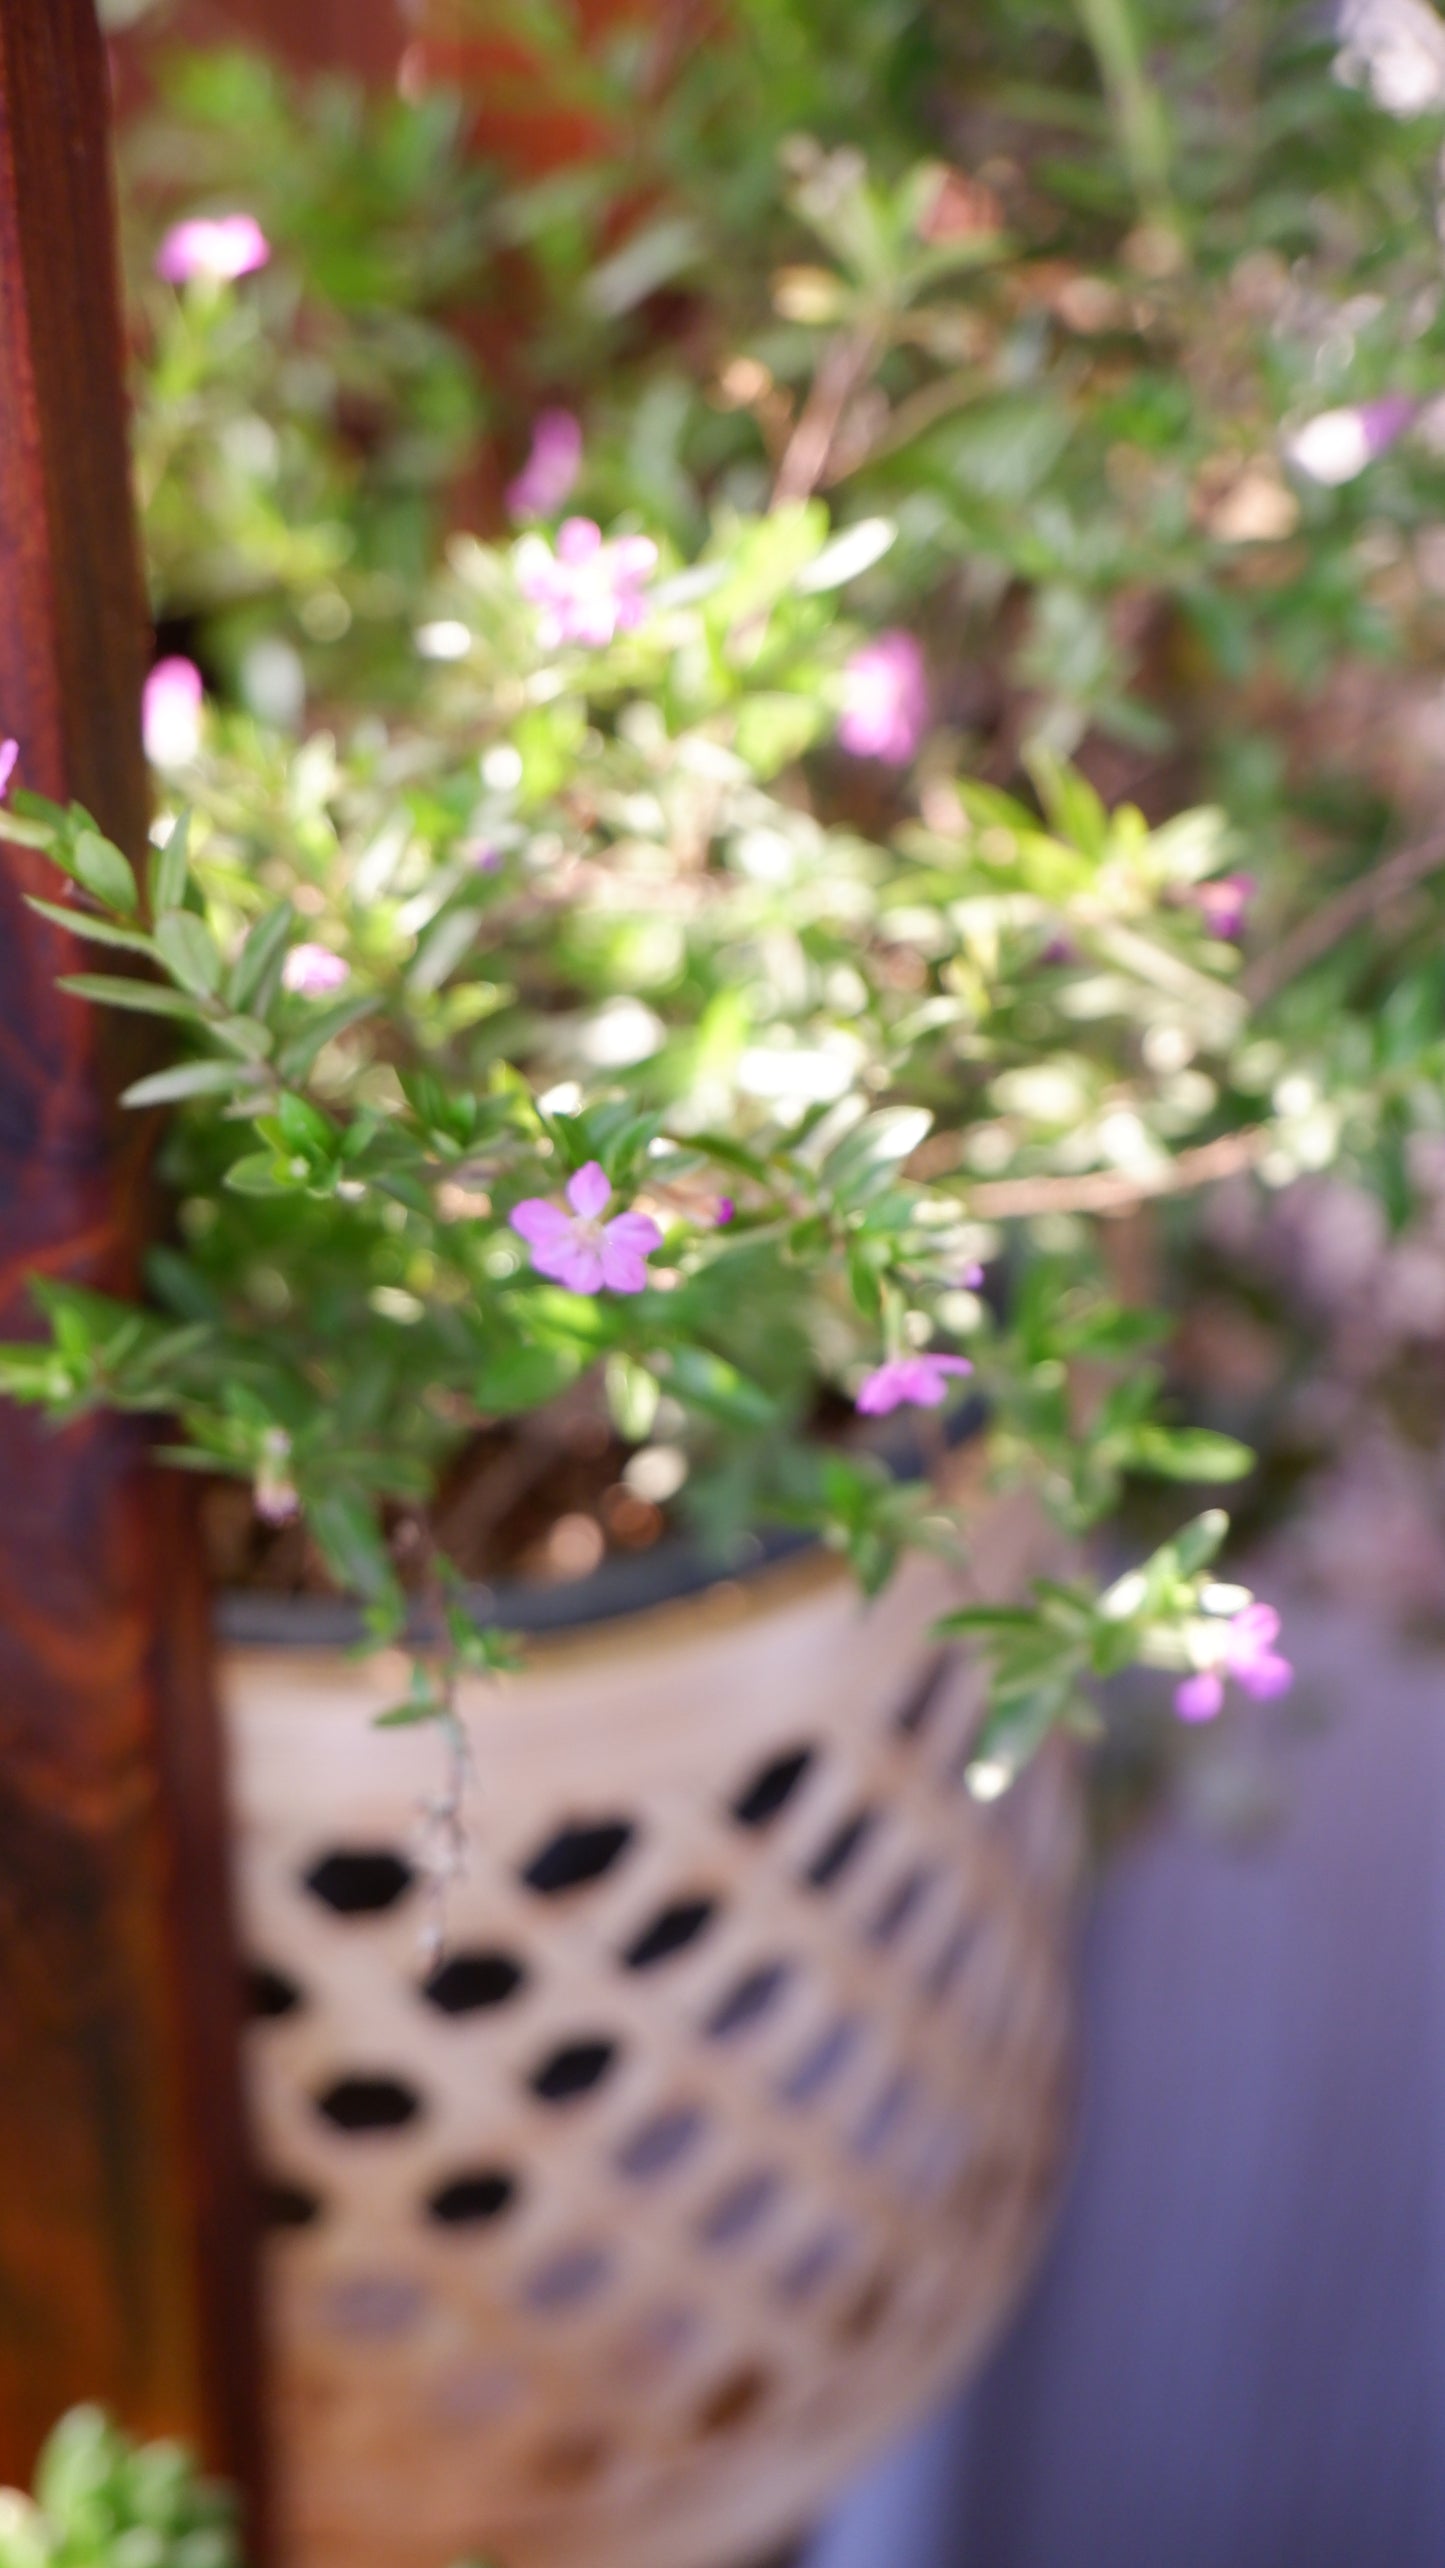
[0,0,266,2534]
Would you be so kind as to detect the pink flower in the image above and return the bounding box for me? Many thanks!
[511,1161,662,1295]
[506,409,584,519]
[156,214,271,286]
[715,1197,735,1226]
[255,1429,299,1527]
[837,632,928,764]
[282,941,350,997]
[0,739,18,798]
[143,657,204,767]
[1174,1599,1294,1722]
[1189,873,1255,941]
[1285,395,1416,487]
[960,1260,985,1289]
[515,518,658,649]
[466,840,502,873]
[856,1352,974,1416]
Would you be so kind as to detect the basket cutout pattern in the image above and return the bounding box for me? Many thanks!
[228,1490,1078,2568]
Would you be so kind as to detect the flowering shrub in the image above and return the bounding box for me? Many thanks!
[63,0,1445,1782]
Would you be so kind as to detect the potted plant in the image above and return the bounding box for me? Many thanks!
[0,22,1349,2568]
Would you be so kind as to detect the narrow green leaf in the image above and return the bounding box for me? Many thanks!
[25,896,155,955]
[155,910,222,998]
[120,1059,256,1108]
[148,810,192,917]
[57,974,202,1021]
[71,828,139,915]
[226,900,296,1012]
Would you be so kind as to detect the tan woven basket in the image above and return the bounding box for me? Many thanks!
[225,1460,1079,2568]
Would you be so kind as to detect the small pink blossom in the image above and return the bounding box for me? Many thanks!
[143,657,204,767]
[510,1161,662,1295]
[466,840,502,873]
[283,941,350,997]
[0,739,18,798]
[506,409,584,519]
[1174,1598,1294,1722]
[837,632,928,764]
[156,214,271,286]
[1188,873,1255,940]
[255,1428,299,1526]
[960,1260,985,1289]
[515,518,658,649]
[715,1197,735,1226]
[856,1351,974,1416]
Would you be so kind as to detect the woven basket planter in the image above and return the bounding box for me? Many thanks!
[225,1455,1079,2568]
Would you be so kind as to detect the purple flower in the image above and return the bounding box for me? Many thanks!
[715,1197,735,1226]
[0,739,18,798]
[510,1161,663,1295]
[515,518,658,650]
[856,1351,974,1416]
[960,1260,985,1289]
[1285,396,1417,488]
[1174,1599,1294,1723]
[143,657,204,767]
[837,632,928,764]
[506,409,584,520]
[156,214,271,286]
[466,840,503,873]
[1189,872,1255,941]
[282,941,350,998]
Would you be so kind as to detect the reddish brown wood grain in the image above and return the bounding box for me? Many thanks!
[0,0,266,2533]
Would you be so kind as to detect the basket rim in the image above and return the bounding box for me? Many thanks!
[216,1398,984,1654]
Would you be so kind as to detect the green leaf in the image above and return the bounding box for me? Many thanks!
[606,1353,661,1442]
[148,810,192,917]
[70,827,139,914]
[1173,1509,1230,1576]
[120,1059,256,1108]
[223,1152,290,1195]
[227,901,296,1012]
[1124,1425,1254,1483]
[155,910,222,998]
[668,1345,777,1427]
[473,1341,577,1413]
[308,1491,396,1603]
[24,896,155,955]
[57,973,201,1020]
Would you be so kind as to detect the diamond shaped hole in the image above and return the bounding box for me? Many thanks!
[806,1806,878,1892]
[523,1819,636,1895]
[530,2433,612,2491]
[304,1849,415,1915]
[706,1960,793,2043]
[615,2101,709,2183]
[427,2169,519,2227]
[695,2363,773,2436]
[623,1895,718,1971]
[697,2168,783,2253]
[316,2074,422,2133]
[423,1948,527,2014]
[777,2013,864,2108]
[523,2242,615,2314]
[248,1963,302,2020]
[731,1745,816,1830]
[260,2176,322,2230]
[530,2037,620,2104]
[869,1865,934,1949]
[893,1653,954,1739]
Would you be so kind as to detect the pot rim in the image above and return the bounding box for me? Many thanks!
[216,1396,983,1651]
